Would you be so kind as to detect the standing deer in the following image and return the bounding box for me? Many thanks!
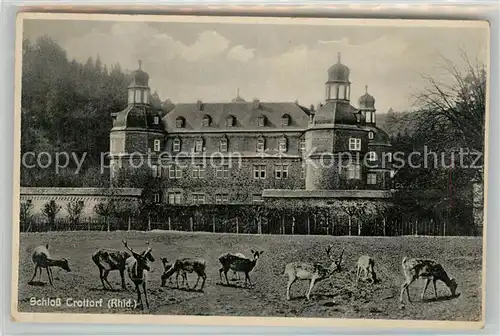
[160,257,174,287]
[284,245,344,301]
[92,247,131,290]
[162,257,207,291]
[122,240,155,310]
[400,257,458,303]
[227,252,246,280]
[29,244,71,286]
[356,255,377,283]
[219,250,264,287]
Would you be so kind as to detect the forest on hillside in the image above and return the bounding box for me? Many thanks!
[20,36,173,187]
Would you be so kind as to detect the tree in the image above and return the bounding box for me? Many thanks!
[20,201,34,231]
[66,201,85,228]
[94,199,116,232]
[42,200,61,230]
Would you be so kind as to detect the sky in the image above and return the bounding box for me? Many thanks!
[22,18,488,114]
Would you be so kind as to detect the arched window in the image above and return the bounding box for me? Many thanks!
[226,115,235,127]
[202,115,211,127]
[368,131,374,140]
[220,137,228,152]
[172,138,181,152]
[279,136,288,153]
[257,115,266,127]
[281,114,290,127]
[256,136,265,152]
[175,117,185,128]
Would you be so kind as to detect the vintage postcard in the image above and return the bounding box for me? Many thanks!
[11,13,489,329]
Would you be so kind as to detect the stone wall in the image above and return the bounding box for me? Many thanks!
[19,187,142,219]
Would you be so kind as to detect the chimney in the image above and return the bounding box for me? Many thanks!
[253,98,260,109]
[197,100,203,111]
[309,104,315,113]
[294,99,299,105]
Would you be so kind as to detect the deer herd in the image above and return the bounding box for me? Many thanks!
[28,241,459,310]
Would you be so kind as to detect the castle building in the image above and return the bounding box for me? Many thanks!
[110,55,394,205]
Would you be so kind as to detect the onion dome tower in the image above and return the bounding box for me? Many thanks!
[231,88,246,103]
[110,61,165,176]
[325,52,351,102]
[358,85,376,125]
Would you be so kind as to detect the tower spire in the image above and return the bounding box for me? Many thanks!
[138,60,142,70]
[237,88,240,97]
[337,52,341,63]
[365,85,368,93]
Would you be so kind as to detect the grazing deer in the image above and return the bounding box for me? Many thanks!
[122,240,155,310]
[160,257,174,287]
[284,245,344,301]
[400,257,458,303]
[92,247,131,290]
[356,255,377,283]
[29,244,71,286]
[219,250,264,287]
[162,257,207,291]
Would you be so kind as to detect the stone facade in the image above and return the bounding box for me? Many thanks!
[110,56,394,205]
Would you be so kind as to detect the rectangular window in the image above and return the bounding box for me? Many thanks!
[153,193,161,204]
[349,138,361,151]
[301,165,306,179]
[192,193,205,205]
[216,164,229,178]
[279,139,287,153]
[135,90,141,103]
[173,139,180,152]
[152,165,161,178]
[347,164,361,180]
[191,165,205,178]
[168,192,182,204]
[153,139,161,152]
[252,194,263,203]
[128,90,134,103]
[253,164,266,179]
[220,139,228,152]
[169,165,182,179]
[195,140,203,153]
[368,151,377,161]
[275,164,289,179]
[367,173,377,185]
[368,131,374,140]
[216,193,229,204]
[153,116,159,125]
[256,139,264,152]
[299,140,306,153]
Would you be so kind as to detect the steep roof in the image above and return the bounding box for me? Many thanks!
[111,105,164,132]
[313,100,358,125]
[163,101,311,132]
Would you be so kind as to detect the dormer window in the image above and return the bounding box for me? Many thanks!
[257,115,266,127]
[281,114,290,127]
[226,115,235,127]
[368,131,374,140]
[256,136,265,152]
[220,137,228,152]
[368,151,377,161]
[279,136,287,153]
[299,139,306,153]
[194,139,204,153]
[172,138,181,152]
[153,116,159,125]
[202,115,211,127]
[176,117,185,128]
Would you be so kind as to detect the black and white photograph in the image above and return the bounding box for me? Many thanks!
[12,14,488,328]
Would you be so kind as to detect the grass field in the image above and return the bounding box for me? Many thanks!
[16,231,482,321]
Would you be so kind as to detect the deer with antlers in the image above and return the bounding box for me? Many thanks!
[161,257,207,291]
[400,257,458,303]
[284,245,344,301]
[28,244,71,286]
[356,255,377,283]
[219,250,264,287]
[122,240,155,310]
